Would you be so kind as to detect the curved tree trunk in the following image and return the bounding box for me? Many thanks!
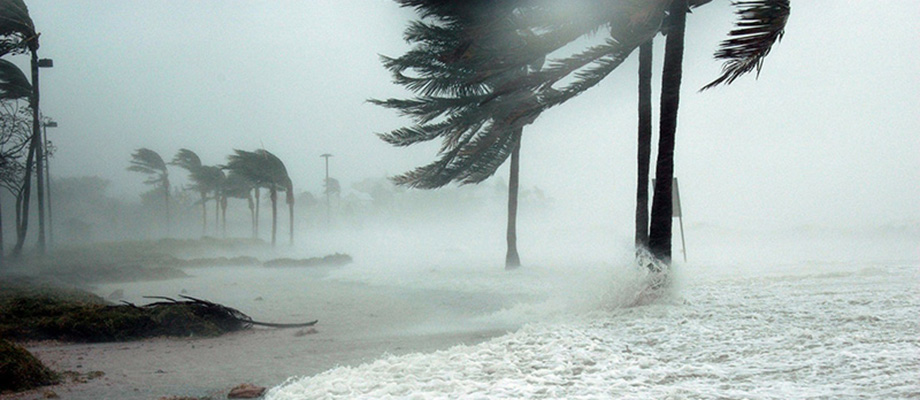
[270,187,278,247]
[635,39,653,250]
[13,142,37,257]
[648,0,687,265]
[287,194,294,246]
[505,128,522,269]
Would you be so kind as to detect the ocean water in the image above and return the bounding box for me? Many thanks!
[265,259,919,399]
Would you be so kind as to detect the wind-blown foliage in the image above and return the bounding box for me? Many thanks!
[377,0,790,187]
[128,148,170,235]
[701,0,790,90]
[224,149,293,246]
[0,0,36,56]
[0,59,29,100]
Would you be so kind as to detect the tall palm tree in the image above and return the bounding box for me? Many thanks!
[224,149,293,247]
[0,0,42,256]
[383,0,790,269]
[128,148,170,235]
[374,0,545,269]
[634,40,653,250]
[0,58,29,263]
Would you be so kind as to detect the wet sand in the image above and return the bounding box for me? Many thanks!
[9,268,520,400]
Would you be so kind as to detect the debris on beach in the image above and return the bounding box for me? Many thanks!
[228,383,267,399]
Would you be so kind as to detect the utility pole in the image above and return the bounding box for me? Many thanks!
[320,153,332,225]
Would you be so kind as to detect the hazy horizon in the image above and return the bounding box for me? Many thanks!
[13,0,920,238]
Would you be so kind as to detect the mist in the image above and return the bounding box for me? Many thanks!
[1,1,918,399]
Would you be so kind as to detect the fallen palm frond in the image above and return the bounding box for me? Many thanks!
[0,284,316,342]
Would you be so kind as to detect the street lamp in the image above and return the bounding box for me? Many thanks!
[320,153,332,224]
[43,120,57,248]
[32,57,53,253]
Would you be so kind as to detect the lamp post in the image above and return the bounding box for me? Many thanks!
[42,120,57,248]
[32,56,53,253]
[320,153,332,225]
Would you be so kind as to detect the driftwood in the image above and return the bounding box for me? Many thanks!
[140,295,317,329]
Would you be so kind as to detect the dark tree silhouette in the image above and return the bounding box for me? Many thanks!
[128,148,170,235]
[224,149,293,247]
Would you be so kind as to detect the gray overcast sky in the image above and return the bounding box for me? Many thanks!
[19,1,920,231]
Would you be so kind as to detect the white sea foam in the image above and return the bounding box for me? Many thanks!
[267,262,919,399]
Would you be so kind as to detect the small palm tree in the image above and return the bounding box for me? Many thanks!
[128,148,170,235]
[222,171,256,238]
[224,149,294,247]
[171,148,208,235]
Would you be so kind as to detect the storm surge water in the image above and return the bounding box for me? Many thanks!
[267,260,918,399]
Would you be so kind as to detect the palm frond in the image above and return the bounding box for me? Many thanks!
[0,0,36,53]
[170,148,202,172]
[128,148,167,174]
[0,59,30,100]
[701,0,790,90]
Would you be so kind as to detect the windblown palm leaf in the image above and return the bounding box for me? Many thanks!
[701,0,790,90]
[377,0,789,188]
[0,59,29,100]
[127,148,168,186]
[0,0,36,55]
[170,148,202,173]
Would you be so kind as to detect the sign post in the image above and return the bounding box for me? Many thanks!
[672,177,686,262]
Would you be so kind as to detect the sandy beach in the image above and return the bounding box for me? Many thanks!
[8,265,525,400]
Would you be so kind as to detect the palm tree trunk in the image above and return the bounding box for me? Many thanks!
[0,194,5,269]
[221,196,228,238]
[164,180,170,237]
[648,0,687,264]
[248,190,256,239]
[505,128,523,269]
[287,192,294,246]
[200,192,207,236]
[13,141,37,256]
[635,39,653,249]
[254,188,260,239]
[270,186,278,247]
[214,195,220,236]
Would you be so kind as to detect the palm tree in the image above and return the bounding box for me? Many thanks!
[0,58,30,263]
[224,149,293,247]
[128,148,170,235]
[197,165,225,236]
[222,171,256,238]
[0,0,42,256]
[634,40,653,250]
[170,148,207,235]
[374,0,544,269]
[382,0,790,269]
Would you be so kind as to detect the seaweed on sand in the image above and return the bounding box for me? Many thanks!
[0,290,316,342]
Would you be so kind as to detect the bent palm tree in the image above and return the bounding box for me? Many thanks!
[223,171,256,238]
[224,149,294,247]
[0,0,41,256]
[128,148,170,235]
[382,0,790,269]
[171,149,208,235]
[0,59,30,262]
